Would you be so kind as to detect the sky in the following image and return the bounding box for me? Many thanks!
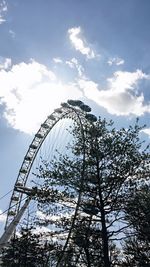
[0,0,150,232]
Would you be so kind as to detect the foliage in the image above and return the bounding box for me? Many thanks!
[2,113,149,266]
[35,117,149,267]
[1,227,56,267]
[122,185,150,266]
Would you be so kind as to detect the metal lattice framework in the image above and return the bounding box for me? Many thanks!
[5,100,97,230]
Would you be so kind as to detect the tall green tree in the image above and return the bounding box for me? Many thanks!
[36,116,149,267]
[122,185,150,267]
[1,227,56,267]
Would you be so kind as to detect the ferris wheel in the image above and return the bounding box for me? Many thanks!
[0,100,97,254]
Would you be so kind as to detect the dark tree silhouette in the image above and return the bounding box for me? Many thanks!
[35,116,149,267]
[1,227,56,267]
[122,185,150,266]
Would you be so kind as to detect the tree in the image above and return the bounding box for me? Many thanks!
[35,115,149,267]
[1,226,56,267]
[122,185,150,266]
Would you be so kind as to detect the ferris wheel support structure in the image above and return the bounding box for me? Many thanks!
[0,197,31,249]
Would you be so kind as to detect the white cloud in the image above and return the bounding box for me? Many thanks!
[53,57,63,64]
[9,29,16,38]
[141,128,150,138]
[0,209,6,222]
[66,57,84,77]
[107,70,148,93]
[0,58,149,134]
[78,70,150,116]
[68,27,96,59]
[0,59,82,134]
[0,0,7,24]
[36,210,66,222]
[53,56,85,77]
[66,60,74,68]
[0,57,11,69]
[107,57,125,66]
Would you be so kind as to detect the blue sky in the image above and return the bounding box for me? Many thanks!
[0,0,150,230]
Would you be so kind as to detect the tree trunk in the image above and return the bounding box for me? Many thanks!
[99,189,111,267]
[96,159,111,267]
